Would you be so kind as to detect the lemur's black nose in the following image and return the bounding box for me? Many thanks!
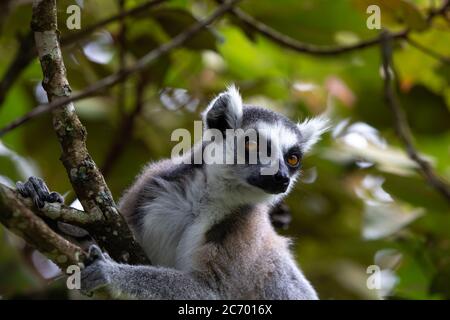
[247,166,290,194]
[273,171,290,186]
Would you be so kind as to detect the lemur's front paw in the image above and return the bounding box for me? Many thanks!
[81,245,114,295]
[16,176,64,209]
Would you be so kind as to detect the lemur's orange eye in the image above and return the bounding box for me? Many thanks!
[245,140,258,152]
[287,154,300,167]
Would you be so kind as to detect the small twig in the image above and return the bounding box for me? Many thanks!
[42,203,101,228]
[7,186,104,237]
[222,1,406,55]
[0,0,242,136]
[406,37,450,64]
[380,31,450,203]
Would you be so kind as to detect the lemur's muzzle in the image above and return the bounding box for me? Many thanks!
[247,169,290,194]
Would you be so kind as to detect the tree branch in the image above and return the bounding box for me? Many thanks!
[0,183,85,270]
[0,182,115,298]
[217,0,448,56]
[380,31,450,203]
[30,0,148,264]
[0,0,242,136]
[39,200,102,228]
[228,4,407,55]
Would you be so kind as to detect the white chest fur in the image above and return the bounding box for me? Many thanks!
[138,169,222,270]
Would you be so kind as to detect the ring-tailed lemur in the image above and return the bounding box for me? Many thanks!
[17,86,328,299]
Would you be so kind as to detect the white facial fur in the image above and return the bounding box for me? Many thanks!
[257,121,299,156]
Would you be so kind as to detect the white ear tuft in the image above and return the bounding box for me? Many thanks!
[202,84,243,131]
[224,84,243,124]
[297,116,331,153]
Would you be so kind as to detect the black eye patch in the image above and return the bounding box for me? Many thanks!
[284,146,302,171]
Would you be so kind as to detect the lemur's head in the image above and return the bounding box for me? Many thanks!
[201,86,329,203]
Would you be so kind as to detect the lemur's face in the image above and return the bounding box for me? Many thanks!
[202,86,329,199]
[239,114,304,195]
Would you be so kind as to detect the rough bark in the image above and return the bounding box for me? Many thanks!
[30,0,148,264]
[0,183,84,270]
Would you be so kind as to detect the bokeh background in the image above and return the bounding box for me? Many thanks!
[0,0,449,299]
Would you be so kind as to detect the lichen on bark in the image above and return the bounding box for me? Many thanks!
[0,183,85,270]
[31,0,149,264]
[30,0,57,32]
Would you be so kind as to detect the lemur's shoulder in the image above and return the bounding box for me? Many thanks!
[119,159,170,213]
[119,158,202,225]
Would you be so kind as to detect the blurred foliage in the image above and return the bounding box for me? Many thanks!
[0,0,449,300]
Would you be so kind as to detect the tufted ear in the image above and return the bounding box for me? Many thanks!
[202,85,243,133]
[297,116,330,153]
